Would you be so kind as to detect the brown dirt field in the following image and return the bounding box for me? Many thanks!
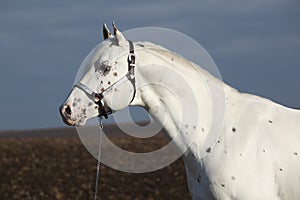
[0,131,191,200]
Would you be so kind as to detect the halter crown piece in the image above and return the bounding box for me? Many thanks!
[75,40,136,119]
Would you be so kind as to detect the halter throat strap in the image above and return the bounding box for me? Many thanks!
[74,40,136,119]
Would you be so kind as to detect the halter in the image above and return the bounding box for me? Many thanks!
[74,40,136,119]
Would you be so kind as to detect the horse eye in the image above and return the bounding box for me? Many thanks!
[101,60,111,75]
[103,65,111,75]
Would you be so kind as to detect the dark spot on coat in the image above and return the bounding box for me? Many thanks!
[232,127,236,132]
[263,149,266,153]
[113,72,118,77]
[268,120,273,123]
[100,81,103,84]
[221,184,225,187]
[217,140,220,144]
[206,147,211,153]
[88,102,93,107]
[114,61,118,65]
[225,150,228,154]
[201,128,205,132]
[240,153,242,156]
[280,168,283,171]
[193,126,196,129]
[171,58,174,61]
[72,102,77,107]
[294,152,298,155]
[197,175,201,183]
[108,81,111,85]
[185,124,188,128]
[101,88,105,92]
[231,176,236,180]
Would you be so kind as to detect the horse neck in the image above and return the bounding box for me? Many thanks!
[131,45,225,156]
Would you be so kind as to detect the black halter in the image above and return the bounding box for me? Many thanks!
[75,40,136,119]
[127,40,136,102]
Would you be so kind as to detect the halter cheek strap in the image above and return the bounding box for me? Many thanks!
[127,40,136,103]
[74,40,136,119]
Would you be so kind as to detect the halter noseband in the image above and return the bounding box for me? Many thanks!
[74,40,136,119]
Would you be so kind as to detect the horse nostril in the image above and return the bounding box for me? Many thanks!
[65,105,72,115]
[59,103,75,126]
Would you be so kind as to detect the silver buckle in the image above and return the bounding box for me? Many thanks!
[128,53,136,62]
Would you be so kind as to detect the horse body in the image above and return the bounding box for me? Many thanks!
[133,42,300,200]
[187,92,300,200]
[60,24,300,200]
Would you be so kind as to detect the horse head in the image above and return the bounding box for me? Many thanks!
[59,23,136,126]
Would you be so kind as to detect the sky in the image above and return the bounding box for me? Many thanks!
[0,0,299,130]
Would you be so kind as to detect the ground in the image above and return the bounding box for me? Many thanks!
[0,128,191,200]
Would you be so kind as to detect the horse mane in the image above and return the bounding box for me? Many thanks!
[135,41,217,76]
[134,41,234,92]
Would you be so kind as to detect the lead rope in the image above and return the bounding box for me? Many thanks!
[93,117,104,200]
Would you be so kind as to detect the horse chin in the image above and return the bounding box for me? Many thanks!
[62,117,76,126]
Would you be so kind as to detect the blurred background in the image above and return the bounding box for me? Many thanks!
[0,0,299,131]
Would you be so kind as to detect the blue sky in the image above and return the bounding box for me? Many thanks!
[0,0,299,130]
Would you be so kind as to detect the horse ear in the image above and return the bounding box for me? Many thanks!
[103,23,111,40]
[112,22,126,45]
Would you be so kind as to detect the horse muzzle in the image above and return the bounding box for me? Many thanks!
[59,103,76,126]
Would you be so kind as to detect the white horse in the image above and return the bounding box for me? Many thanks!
[60,23,300,200]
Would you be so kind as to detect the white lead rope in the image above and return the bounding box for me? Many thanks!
[94,117,104,200]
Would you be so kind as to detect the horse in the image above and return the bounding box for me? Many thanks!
[60,23,300,200]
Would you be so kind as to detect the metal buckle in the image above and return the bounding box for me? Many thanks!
[128,53,136,62]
